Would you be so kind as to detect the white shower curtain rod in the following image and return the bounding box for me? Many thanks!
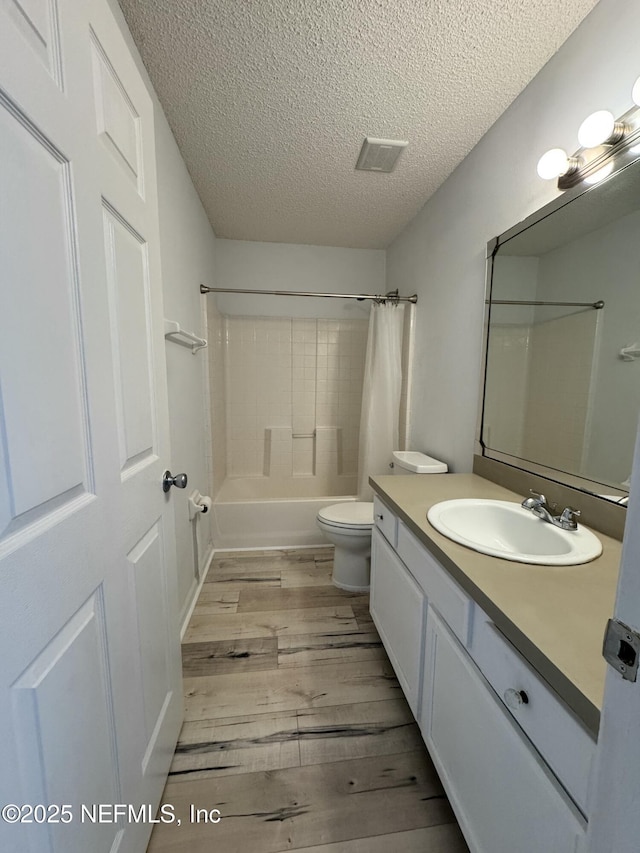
[199,284,418,304]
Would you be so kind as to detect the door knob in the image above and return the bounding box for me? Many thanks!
[504,688,529,709]
[163,470,188,492]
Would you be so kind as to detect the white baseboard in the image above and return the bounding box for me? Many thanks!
[180,541,215,641]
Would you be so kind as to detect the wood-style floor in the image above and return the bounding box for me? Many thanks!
[147,547,469,853]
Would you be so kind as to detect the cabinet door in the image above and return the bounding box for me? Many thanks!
[371,528,425,715]
[421,607,585,853]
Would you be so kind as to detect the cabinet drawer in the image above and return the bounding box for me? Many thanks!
[397,521,472,646]
[470,615,595,815]
[373,495,397,547]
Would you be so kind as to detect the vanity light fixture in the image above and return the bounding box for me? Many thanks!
[537,76,640,190]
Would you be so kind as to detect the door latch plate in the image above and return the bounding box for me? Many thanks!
[603,618,640,682]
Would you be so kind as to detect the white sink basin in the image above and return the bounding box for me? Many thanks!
[427,499,602,565]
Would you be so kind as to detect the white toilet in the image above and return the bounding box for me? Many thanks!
[316,451,448,591]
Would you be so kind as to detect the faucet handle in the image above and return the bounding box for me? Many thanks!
[521,490,547,511]
[559,506,581,529]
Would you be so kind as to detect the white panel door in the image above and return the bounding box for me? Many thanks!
[0,1,182,852]
[88,1,183,809]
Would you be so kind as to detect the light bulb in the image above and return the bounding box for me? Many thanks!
[536,148,573,179]
[632,76,640,106]
[578,110,617,148]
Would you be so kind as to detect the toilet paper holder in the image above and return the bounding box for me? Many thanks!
[188,490,212,520]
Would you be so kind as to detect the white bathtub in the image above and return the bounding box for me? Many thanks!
[211,475,357,549]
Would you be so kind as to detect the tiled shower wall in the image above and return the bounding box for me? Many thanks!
[483,324,531,456]
[217,315,368,493]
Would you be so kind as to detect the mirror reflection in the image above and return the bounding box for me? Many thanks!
[483,157,640,500]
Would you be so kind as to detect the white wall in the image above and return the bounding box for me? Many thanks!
[214,239,384,320]
[387,0,640,472]
[156,114,216,629]
[107,0,216,630]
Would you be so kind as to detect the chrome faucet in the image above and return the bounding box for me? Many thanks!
[521,491,581,530]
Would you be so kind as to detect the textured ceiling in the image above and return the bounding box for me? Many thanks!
[118,0,599,249]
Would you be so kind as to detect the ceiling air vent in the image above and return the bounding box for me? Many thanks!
[355,137,408,173]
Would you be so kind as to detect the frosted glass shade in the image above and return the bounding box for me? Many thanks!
[578,110,616,148]
[536,148,572,180]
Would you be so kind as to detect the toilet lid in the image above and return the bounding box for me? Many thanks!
[392,450,448,473]
[318,501,374,528]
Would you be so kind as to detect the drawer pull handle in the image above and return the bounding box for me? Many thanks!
[504,688,529,709]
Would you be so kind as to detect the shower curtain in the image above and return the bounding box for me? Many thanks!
[357,302,405,501]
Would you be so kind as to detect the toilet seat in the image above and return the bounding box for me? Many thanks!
[317,501,374,529]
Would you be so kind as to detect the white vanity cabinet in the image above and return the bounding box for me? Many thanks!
[369,493,591,853]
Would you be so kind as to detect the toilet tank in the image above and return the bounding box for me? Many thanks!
[392,450,448,474]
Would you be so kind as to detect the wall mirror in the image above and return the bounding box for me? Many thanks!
[480,152,640,504]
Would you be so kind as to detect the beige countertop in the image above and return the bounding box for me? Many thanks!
[370,473,622,736]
